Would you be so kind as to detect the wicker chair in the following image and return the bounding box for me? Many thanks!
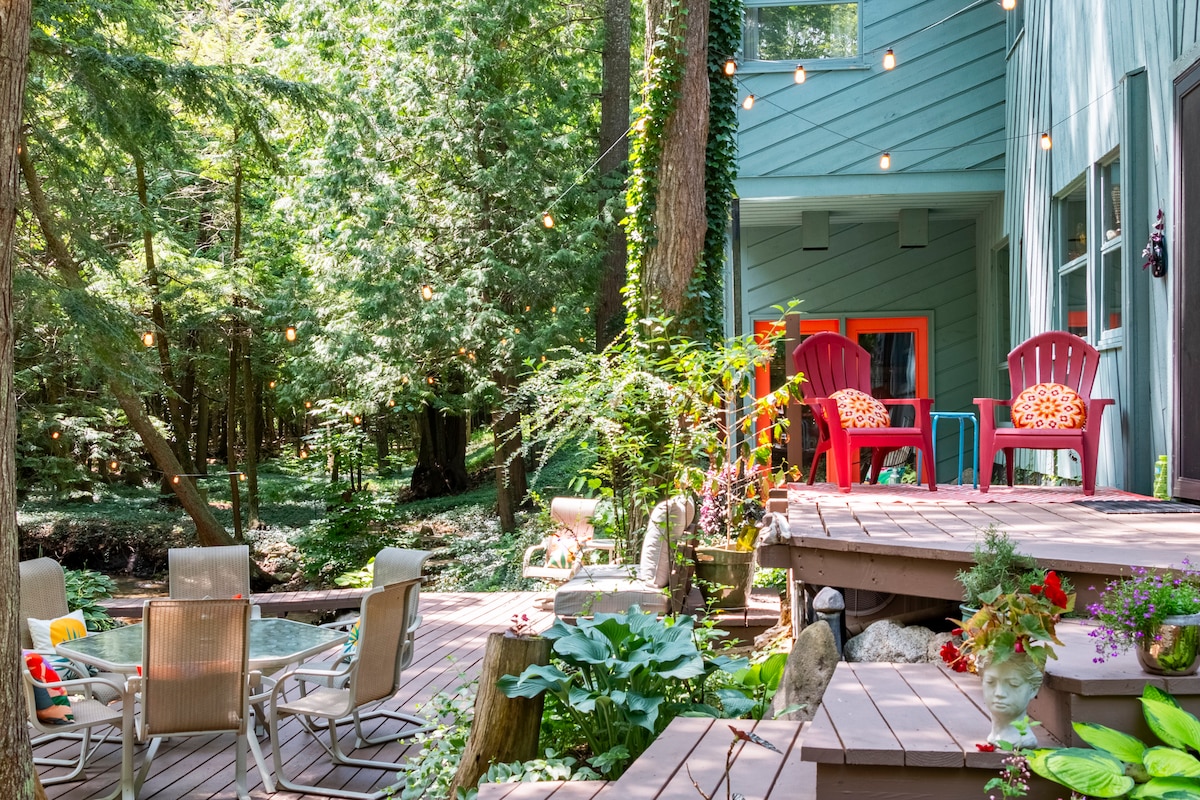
[131,598,265,800]
[168,545,260,617]
[267,580,420,800]
[23,663,134,798]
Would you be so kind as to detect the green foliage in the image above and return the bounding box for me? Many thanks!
[400,674,477,800]
[63,568,121,632]
[712,651,795,720]
[1023,685,1200,798]
[514,314,802,556]
[956,526,1049,609]
[483,752,600,785]
[498,609,717,778]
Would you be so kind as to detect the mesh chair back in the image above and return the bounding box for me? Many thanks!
[168,545,252,600]
[351,580,418,707]
[373,547,430,627]
[19,557,71,650]
[548,497,600,540]
[141,598,250,736]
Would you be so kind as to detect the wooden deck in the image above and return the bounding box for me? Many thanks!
[760,482,1200,612]
[476,716,813,800]
[39,591,557,800]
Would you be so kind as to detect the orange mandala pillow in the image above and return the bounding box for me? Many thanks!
[828,388,890,429]
[1011,382,1087,429]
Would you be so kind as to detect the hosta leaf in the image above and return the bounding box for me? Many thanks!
[759,652,789,690]
[1129,776,1200,798]
[1073,721,1148,764]
[1031,748,1135,798]
[1144,747,1200,778]
[1143,698,1200,752]
[496,665,572,698]
[553,632,612,665]
[715,689,755,718]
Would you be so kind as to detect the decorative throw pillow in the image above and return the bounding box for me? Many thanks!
[1011,382,1087,429]
[24,651,74,725]
[828,388,890,429]
[638,495,697,588]
[28,609,87,651]
[342,619,360,656]
[544,534,581,570]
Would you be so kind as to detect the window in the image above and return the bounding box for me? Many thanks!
[1055,150,1123,341]
[743,1,859,62]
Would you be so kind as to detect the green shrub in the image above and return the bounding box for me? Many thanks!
[63,567,120,631]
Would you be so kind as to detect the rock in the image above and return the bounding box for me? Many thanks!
[771,619,840,722]
[812,586,845,613]
[844,619,942,663]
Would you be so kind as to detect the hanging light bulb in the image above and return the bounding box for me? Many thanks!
[880,152,892,170]
[794,65,807,84]
[542,212,555,228]
[387,398,395,407]
[514,327,521,334]
[304,400,312,409]
[723,58,737,77]
[353,415,361,425]
[426,375,435,385]
[239,473,247,481]
[421,284,434,301]
[583,306,590,314]
[142,331,155,347]
[172,475,180,484]
[1040,132,1052,150]
[268,380,276,389]
[299,449,308,459]
[51,431,60,440]
[109,460,119,471]
[741,94,756,110]
[1002,0,1016,9]
[285,326,297,342]
[883,49,896,70]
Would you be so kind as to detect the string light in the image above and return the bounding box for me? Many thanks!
[794,65,807,84]
[142,331,155,347]
[109,461,119,471]
[741,94,756,110]
[551,306,557,313]
[387,399,395,407]
[421,284,434,301]
[723,58,737,77]
[1002,0,1016,9]
[584,306,590,313]
[883,49,896,70]
[51,431,60,440]
[299,449,308,459]
[268,380,276,389]
[353,415,361,424]
[304,401,312,409]
[514,327,521,334]
[880,152,892,170]
[1040,132,1052,150]
[285,326,297,342]
[542,212,555,228]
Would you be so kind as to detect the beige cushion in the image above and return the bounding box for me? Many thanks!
[637,496,696,588]
[553,565,670,617]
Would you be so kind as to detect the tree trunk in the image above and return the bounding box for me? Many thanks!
[1,3,47,793]
[195,389,210,465]
[18,146,241,551]
[226,339,243,541]
[448,633,551,798]
[492,370,527,532]
[640,0,710,317]
[242,347,260,528]
[595,0,631,348]
[136,154,190,469]
[410,404,469,498]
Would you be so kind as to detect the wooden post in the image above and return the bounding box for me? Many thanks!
[449,632,552,797]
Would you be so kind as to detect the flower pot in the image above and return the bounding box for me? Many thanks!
[1136,614,1200,676]
[979,651,1043,747]
[694,545,755,609]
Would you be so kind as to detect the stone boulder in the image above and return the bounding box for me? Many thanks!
[844,619,949,663]
[770,619,840,722]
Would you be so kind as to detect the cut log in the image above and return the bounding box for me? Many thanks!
[449,632,552,796]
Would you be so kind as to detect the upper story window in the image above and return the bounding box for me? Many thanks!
[743,1,860,63]
[1055,150,1123,342]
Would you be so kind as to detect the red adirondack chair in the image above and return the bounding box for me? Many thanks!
[792,332,937,493]
[975,331,1114,495]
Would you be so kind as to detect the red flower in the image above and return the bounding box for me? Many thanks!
[940,640,969,672]
[1042,571,1070,608]
[1014,638,1026,654]
[1030,584,1043,595]
[976,743,996,752]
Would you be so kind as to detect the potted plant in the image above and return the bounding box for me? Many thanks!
[941,572,1075,746]
[1087,559,1200,675]
[694,462,766,609]
[955,527,1053,614]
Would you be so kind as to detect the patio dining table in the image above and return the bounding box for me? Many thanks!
[56,616,349,675]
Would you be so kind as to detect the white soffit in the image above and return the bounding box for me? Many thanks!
[738,192,1001,227]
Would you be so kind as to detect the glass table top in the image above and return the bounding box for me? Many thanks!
[57,617,348,674]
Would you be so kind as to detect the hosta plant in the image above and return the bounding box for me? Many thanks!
[1026,685,1200,798]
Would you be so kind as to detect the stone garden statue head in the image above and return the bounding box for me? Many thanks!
[977,651,1044,747]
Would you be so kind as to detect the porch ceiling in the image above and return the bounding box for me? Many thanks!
[738,191,1001,227]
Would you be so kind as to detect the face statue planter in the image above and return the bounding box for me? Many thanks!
[979,652,1043,747]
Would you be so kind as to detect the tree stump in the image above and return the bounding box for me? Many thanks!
[448,632,552,797]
